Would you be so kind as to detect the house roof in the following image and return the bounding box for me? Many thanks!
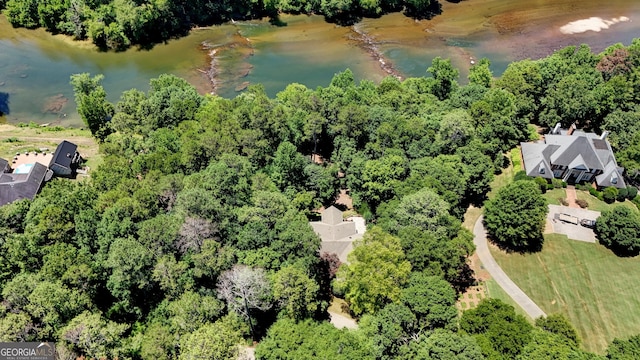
[596,162,627,189]
[521,126,625,188]
[0,158,8,173]
[521,142,553,179]
[321,206,344,226]
[0,162,52,206]
[49,140,77,169]
[546,136,604,171]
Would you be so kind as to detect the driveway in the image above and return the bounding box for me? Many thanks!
[547,205,600,243]
[473,216,546,320]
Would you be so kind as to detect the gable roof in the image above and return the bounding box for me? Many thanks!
[546,135,604,171]
[521,126,626,188]
[49,140,77,169]
[521,142,553,179]
[321,206,343,226]
[0,158,8,173]
[0,162,52,206]
[596,162,627,189]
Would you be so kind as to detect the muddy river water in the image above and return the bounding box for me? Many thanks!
[1,0,639,125]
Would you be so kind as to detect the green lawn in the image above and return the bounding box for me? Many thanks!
[488,148,522,199]
[485,278,533,322]
[542,188,565,206]
[576,190,639,213]
[490,234,640,354]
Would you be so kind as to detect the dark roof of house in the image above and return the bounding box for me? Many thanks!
[0,162,51,206]
[49,140,77,169]
[0,158,8,173]
[521,127,626,188]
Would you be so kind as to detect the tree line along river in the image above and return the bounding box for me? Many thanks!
[1,0,639,126]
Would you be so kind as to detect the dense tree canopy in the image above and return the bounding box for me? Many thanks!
[4,38,640,357]
[595,206,640,256]
[484,180,548,251]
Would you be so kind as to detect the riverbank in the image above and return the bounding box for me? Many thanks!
[2,2,640,126]
[0,124,100,170]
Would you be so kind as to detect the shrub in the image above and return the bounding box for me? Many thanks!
[534,177,548,194]
[603,187,618,204]
[552,178,564,189]
[575,183,591,191]
[558,198,569,206]
[589,187,599,197]
[617,187,628,202]
[546,183,554,190]
[562,181,567,188]
[627,186,638,200]
[514,171,532,182]
[575,199,588,208]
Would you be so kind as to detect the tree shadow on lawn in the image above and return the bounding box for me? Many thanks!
[486,234,544,254]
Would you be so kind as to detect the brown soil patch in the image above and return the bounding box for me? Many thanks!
[42,94,69,115]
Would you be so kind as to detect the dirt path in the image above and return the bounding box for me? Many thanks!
[473,216,547,319]
[328,310,358,330]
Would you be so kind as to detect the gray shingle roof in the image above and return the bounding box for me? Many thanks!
[521,128,625,188]
[0,162,52,206]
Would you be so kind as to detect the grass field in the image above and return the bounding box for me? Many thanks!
[542,188,566,206]
[490,233,640,354]
[576,190,639,213]
[0,124,100,170]
[485,278,532,321]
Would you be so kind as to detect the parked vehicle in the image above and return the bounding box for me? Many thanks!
[580,219,596,228]
[558,213,579,224]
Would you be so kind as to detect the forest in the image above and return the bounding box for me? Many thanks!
[1,39,640,359]
[0,0,440,50]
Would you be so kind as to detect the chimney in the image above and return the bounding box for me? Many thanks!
[552,123,561,135]
[600,131,609,140]
[567,123,576,136]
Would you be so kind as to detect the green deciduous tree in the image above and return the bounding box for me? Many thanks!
[255,318,375,360]
[70,73,114,141]
[460,298,533,359]
[428,57,459,100]
[607,334,640,360]
[272,264,320,320]
[398,329,485,360]
[535,314,581,348]
[335,226,412,316]
[595,206,640,256]
[178,315,246,360]
[401,272,458,331]
[59,311,129,359]
[484,180,548,251]
[469,58,493,88]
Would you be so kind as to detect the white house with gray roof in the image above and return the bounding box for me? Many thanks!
[521,124,626,189]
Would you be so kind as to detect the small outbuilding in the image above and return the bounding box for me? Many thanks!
[49,140,81,177]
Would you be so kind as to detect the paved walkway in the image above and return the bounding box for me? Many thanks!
[473,216,546,319]
[565,185,580,208]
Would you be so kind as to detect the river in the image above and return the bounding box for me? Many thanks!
[1,0,640,126]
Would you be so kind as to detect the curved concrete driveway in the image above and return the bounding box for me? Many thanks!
[473,216,547,319]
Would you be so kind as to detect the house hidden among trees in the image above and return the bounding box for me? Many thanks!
[521,123,626,189]
[0,140,81,206]
[310,206,364,263]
